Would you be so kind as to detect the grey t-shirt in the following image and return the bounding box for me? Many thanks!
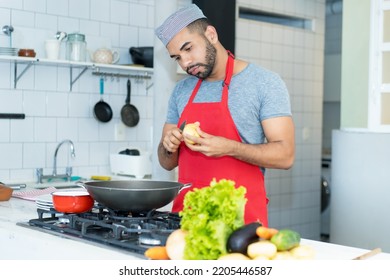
[166,63,291,145]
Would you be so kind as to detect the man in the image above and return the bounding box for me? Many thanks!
[155,4,294,226]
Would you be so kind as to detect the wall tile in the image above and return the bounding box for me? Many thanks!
[11,10,35,28]
[89,141,110,165]
[58,17,80,34]
[47,92,68,117]
[11,117,34,142]
[129,3,148,27]
[23,0,46,13]
[35,14,58,31]
[69,0,90,20]
[47,0,68,16]
[101,22,120,47]
[119,25,138,49]
[57,117,79,140]
[80,20,100,37]
[110,0,129,25]
[34,117,56,142]
[78,118,98,141]
[0,143,23,168]
[23,142,46,168]
[0,90,23,112]
[0,0,22,9]
[91,0,110,22]
[0,121,10,142]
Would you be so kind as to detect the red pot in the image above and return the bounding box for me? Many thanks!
[52,190,94,213]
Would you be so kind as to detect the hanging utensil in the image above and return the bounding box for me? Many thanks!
[120,78,139,127]
[2,25,14,47]
[93,77,113,122]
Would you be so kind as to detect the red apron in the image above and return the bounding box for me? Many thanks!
[172,52,268,226]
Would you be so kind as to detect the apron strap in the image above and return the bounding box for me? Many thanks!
[221,51,235,104]
[188,50,235,104]
[224,51,235,88]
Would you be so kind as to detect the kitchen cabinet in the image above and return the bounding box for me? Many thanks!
[0,55,153,91]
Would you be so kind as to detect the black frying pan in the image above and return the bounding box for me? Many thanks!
[120,78,139,127]
[81,180,185,212]
[93,78,113,122]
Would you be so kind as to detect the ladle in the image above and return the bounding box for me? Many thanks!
[2,25,14,47]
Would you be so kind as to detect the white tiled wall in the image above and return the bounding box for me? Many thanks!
[236,0,326,239]
[0,0,156,182]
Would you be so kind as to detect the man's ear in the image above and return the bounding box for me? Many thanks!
[205,25,218,43]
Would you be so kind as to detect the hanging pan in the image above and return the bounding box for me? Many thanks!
[93,77,113,122]
[120,78,139,127]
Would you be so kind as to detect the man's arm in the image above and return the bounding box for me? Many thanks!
[183,116,295,169]
[158,123,183,171]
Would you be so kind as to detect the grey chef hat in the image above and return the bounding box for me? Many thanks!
[155,4,206,47]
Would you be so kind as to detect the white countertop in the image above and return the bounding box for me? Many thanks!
[1,186,390,260]
[0,193,142,260]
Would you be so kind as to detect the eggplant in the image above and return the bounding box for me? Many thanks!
[226,222,262,255]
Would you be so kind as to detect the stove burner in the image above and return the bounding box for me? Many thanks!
[139,233,162,245]
[27,206,181,257]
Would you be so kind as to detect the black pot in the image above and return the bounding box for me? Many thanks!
[129,47,153,68]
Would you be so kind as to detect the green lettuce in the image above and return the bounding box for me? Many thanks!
[179,178,247,260]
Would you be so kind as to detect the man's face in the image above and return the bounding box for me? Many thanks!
[167,27,216,79]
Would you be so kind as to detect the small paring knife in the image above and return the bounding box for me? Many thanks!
[166,120,187,155]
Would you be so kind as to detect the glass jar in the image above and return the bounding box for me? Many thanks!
[66,33,87,62]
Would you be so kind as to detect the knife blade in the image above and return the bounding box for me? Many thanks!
[179,120,187,132]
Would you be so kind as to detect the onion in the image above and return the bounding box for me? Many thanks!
[166,229,187,260]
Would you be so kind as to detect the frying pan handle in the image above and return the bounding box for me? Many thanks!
[100,78,104,95]
[76,181,87,190]
[126,79,131,104]
[178,183,192,193]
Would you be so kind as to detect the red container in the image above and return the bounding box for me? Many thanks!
[52,190,94,213]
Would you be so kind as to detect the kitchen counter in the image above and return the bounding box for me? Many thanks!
[0,193,141,260]
[1,188,390,260]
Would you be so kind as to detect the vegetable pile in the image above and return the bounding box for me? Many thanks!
[143,178,315,260]
[180,178,247,260]
[220,224,315,260]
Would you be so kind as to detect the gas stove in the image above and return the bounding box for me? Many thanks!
[25,205,181,258]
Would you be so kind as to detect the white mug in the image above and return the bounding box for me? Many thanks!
[45,39,60,60]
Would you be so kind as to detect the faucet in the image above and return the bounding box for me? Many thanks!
[53,139,76,176]
[36,139,76,183]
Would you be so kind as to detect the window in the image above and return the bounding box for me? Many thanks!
[369,0,390,129]
[238,7,313,31]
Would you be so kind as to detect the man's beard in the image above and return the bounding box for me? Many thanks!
[186,40,216,79]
